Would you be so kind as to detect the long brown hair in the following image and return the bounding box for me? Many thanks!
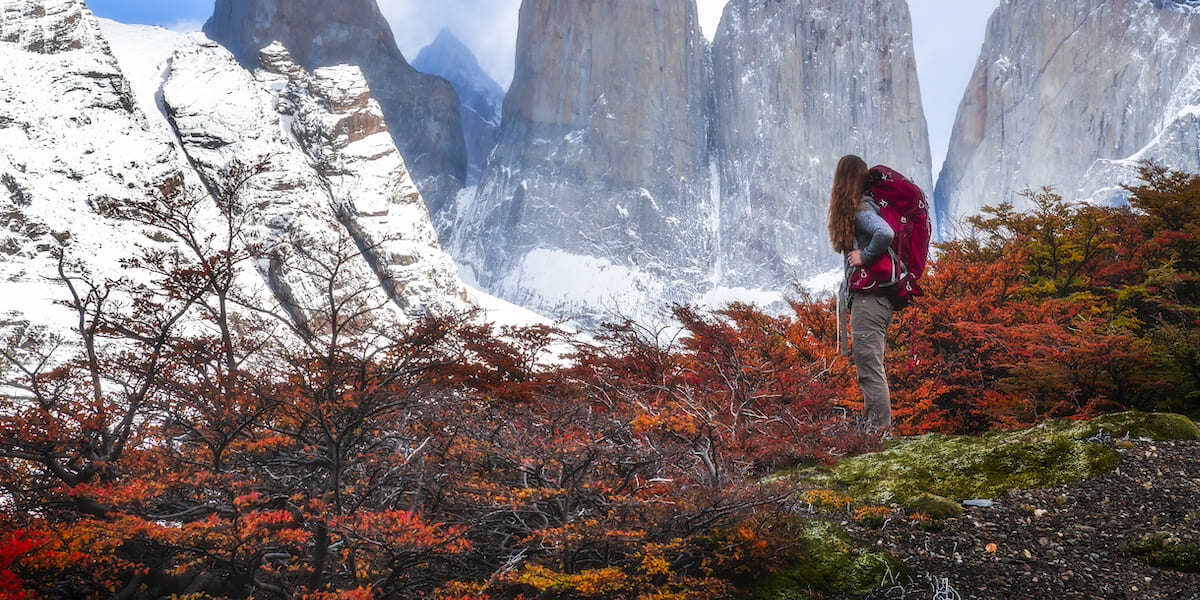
[828,155,870,253]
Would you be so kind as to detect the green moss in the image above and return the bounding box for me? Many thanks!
[1074,411,1200,441]
[905,493,962,520]
[738,521,902,600]
[745,413,1199,597]
[797,423,1119,505]
[780,413,1195,512]
[1127,533,1200,573]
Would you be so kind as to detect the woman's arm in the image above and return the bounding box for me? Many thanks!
[856,208,894,267]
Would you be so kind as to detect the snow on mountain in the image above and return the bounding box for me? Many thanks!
[1078,55,1200,205]
[0,1,551,351]
[162,39,471,325]
[935,0,1200,237]
[204,0,468,220]
[413,28,505,188]
[0,0,189,333]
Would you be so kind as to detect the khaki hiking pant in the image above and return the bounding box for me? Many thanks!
[851,293,894,429]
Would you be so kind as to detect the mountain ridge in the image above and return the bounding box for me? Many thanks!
[412,28,505,188]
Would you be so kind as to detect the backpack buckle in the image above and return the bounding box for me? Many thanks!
[900,216,908,224]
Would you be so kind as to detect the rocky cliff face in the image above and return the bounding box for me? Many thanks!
[0,0,508,341]
[162,40,470,324]
[413,29,505,188]
[204,0,468,217]
[0,0,186,331]
[935,0,1200,237]
[447,0,933,321]
[711,0,933,284]
[453,0,715,321]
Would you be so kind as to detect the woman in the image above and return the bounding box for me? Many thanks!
[829,155,894,430]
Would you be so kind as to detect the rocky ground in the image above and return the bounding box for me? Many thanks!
[849,439,1200,599]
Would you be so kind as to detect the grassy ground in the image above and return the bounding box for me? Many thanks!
[737,412,1200,599]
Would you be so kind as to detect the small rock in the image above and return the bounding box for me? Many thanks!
[1023,549,1033,559]
[1115,439,1136,449]
[1055,494,1068,505]
[963,499,996,508]
[986,542,998,553]
[1034,508,1049,518]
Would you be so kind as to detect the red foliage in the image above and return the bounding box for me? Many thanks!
[0,165,1196,597]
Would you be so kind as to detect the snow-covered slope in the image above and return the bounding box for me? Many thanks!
[413,28,504,188]
[162,39,471,324]
[1,2,551,345]
[0,1,188,332]
[935,0,1200,236]
[204,0,467,220]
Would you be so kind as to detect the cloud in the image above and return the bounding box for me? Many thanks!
[165,18,205,33]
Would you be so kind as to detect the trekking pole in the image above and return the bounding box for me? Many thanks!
[836,288,851,357]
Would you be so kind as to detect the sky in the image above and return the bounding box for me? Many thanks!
[87,0,1000,181]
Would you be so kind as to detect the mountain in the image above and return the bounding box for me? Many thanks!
[449,0,715,322]
[441,0,934,323]
[162,38,471,324]
[203,0,468,218]
[711,0,933,285]
[935,0,1200,237]
[413,29,505,188]
[0,0,187,332]
[0,0,546,343]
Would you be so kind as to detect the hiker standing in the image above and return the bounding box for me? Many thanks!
[829,155,895,429]
[828,154,931,431]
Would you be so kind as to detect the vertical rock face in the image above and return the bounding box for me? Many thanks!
[458,0,714,320]
[711,0,933,285]
[413,29,505,188]
[162,40,470,322]
[204,0,468,217]
[0,0,185,330]
[935,0,1200,237]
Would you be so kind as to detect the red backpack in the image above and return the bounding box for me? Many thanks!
[848,165,931,307]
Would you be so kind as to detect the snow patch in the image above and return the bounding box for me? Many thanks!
[802,268,845,298]
[498,249,668,322]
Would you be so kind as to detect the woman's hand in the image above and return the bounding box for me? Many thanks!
[849,250,864,268]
